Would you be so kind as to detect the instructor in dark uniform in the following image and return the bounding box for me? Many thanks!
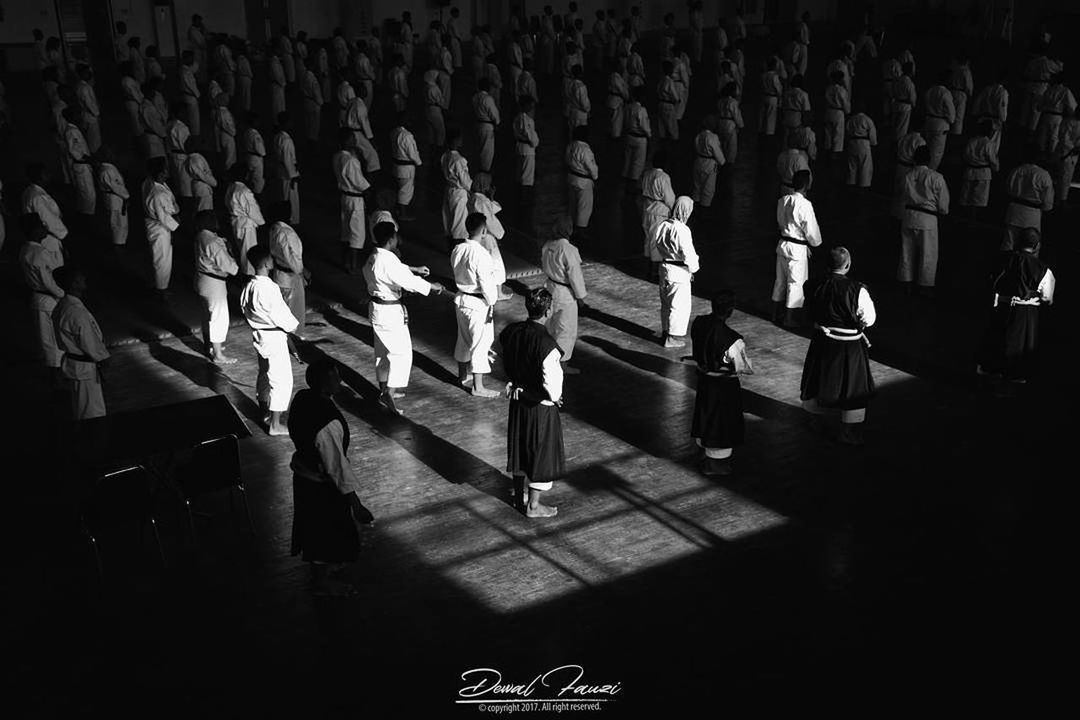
[500,288,565,518]
[800,247,877,445]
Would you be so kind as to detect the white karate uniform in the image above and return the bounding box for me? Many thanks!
[758,70,784,135]
[236,55,253,111]
[892,132,927,217]
[211,105,235,170]
[74,80,101,153]
[898,165,950,286]
[242,127,266,194]
[19,239,66,368]
[441,150,471,240]
[780,87,811,139]
[226,181,264,275]
[333,149,370,248]
[845,114,878,188]
[22,184,68,240]
[691,130,726,207]
[122,76,145,137]
[423,78,446,147]
[923,85,956,170]
[1003,164,1054,251]
[949,63,974,135]
[566,78,591,132]
[389,66,409,113]
[467,193,507,284]
[194,229,238,343]
[513,112,539,186]
[542,237,588,362]
[824,84,851,153]
[777,148,811,194]
[716,96,744,163]
[140,98,167,159]
[1036,84,1077,154]
[641,169,675,258]
[98,163,129,245]
[565,140,598,227]
[773,192,822,308]
[891,75,917,140]
[240,275,299,412]
[280,36,296,84]
[272,131,299,223]
[270,57,286,118]
[1056,118,1080,202]
[269,221,306,328]
[181,65,201,136]
[302,70,323,142]
[167,119,192,197]
[473,91,500,173]
[54,296,109,419]
[64,125,96,215]
[390,126,422,205]
[959,136,998,207]
[653,218,700,336]
[143,179,180,290]
[362,247,434,388]
[623,103,651,180]
[451,238,498,374]
[186,153,217,212]
[656,75,680,139]
[606,72,629,138]
[1020,55,1063,131]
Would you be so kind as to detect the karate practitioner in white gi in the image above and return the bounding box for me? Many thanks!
[845,101,878,188]
[302,66,324,149]
[897,145,949,295]
[1003,158,1054,253]
[542,217,588,373]
[214,93,237,171]
[73,65,101,153]
[389,114,422,221]
[22,165,68,242]
[691,116,726,209]
[451,213,500,398]
[269,50,287,119]
[441,130,472,244]
[185,139,217,212]
[333,129,371,273]
[98,156,129,246]
[565,125,598,234]
[923,72,957,170]
[473,78,500,176]
[63,109,96,216]
[240,112,266,195]
[193,210,239,364]
[142,158,180,299]
[773,170,822,327]
[362,221,446,415]
[623,87,651,191]
[241,246,300,435]
[268,201,309,362]
[654,197,700,347]
[959,119,999,214]
[226,164,265,277]
[641,156,676,265]
[513,96,539,199]
[271,113,300,224]
[18,215,65,376]
[180,52,201,137]
[53,267,110,420]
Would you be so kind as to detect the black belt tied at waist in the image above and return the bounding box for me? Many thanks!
[340,190,365,198]
[546,277,572,288]
[848,135,870,140]
[460,290,486,299]
[661,259,687,265]
[696,152,716,159]
[950,87,969,94]
[65,352,97,363]
[926,113,949,120]
[476,118,496,124]
[71,157,91,165]
[369,296,402,305]
[897,160,914,167]
[199,269,231,281]
[965,163,992,169]
[780,235,809,245]
[627,131,648,138]
[1009,196,1043,209]
[273,264,295,275]
[567,168,593,179]
[906,204,943,217]
[893,99,914,105]
[1040,109,1064,116]
[393,158,418,165]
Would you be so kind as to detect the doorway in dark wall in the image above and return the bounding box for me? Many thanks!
[54,0,112,69]
[245,0,290,46]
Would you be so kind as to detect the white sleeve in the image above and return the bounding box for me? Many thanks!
[857,287,877,328]
[267,287,300,332]
[389,256,433,295]
[1038,268,1056,304]
[541,347,564,403]
[802,200,823,247]
[313,422,362,495]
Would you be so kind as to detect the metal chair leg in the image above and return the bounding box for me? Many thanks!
[237,485,256,535]
[150,518,166,566]
[88,534,103,584]
[185,499,197,544]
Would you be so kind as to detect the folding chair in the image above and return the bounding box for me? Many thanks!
[176,434,256,541]
[82,464,166,572]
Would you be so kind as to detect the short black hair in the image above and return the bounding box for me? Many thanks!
[912,145,931,165]
[465,212,487,236]
[793,169,812,191]
[269,201,292,224]
[525,287,553,320]
[572,124,589,142]
[26,162,47,183]
[829,246,851,271]
[195,210,218,232]
[710,290,736,317]
[247,245,272,269]
[53,265,85,293]
[372,221,397,247]
[147,156,168,178]
[1019,228,1041,251]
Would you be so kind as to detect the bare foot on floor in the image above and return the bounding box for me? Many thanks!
[211,353,238,365]
[267,424,289,436]
[470,387,501,398]
[525,503,558,518]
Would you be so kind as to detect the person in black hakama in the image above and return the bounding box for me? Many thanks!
[500,288,565,518]
[288,360,374,595]
[800,247,878,446]
[977,228,1056,384]
[690,290,754,477]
